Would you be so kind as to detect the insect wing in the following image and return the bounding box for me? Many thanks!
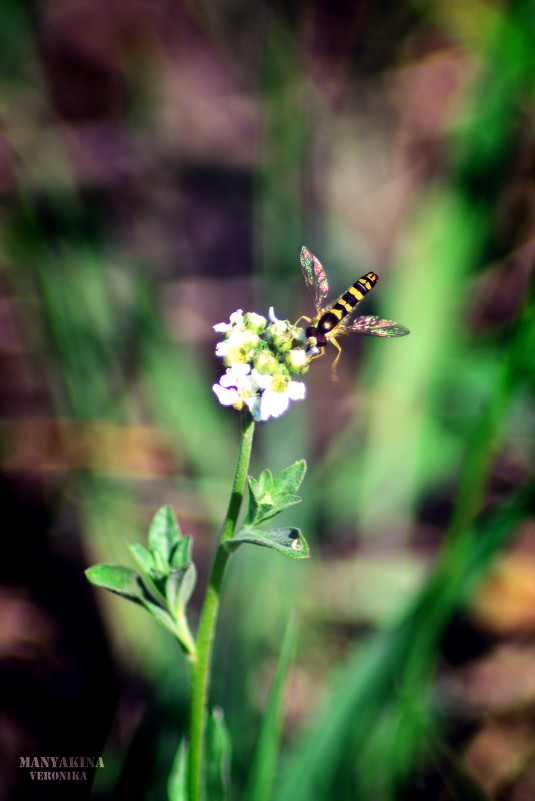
[299,246,329,311]
[346,315,410,337]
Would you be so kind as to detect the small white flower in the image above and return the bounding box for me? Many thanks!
[212,365,262,413]
[229,309,244,325]
[213,309,245,333]
[216,328,260,363]
[245,312,267,333]
[286,347,309,371]
[251,370,306,421]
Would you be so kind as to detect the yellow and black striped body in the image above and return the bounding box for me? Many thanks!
[306,271,379,349]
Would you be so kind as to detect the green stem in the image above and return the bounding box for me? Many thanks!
[188,409,255,801]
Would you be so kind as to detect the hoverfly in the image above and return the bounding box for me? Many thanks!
[297,246,409,376]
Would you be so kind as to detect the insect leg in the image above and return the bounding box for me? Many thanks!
[329,336,343,381]
[293,314,312,328]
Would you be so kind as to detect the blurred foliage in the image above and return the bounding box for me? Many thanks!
[1,1,535,800]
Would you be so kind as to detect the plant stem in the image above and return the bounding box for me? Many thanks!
[188,409,255,801]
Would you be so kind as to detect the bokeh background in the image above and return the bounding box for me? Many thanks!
[2,0,535,799]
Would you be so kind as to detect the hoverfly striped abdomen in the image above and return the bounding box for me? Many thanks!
[306,272,379,347]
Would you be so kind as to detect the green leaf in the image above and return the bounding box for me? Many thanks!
[170,534,193,570]
[272,460,306,497]
[259,495,302,524]
[86,563,195,650]
[128,540,154,574]
[138,589,180,638]
[148,505,181,571]
[174,612,196,657]
[165,568,187,615]
[167,739,187,801]
[205,707,231,801]
[165,564,197,655]
[254,500,278,524]
[144,569,168,604]
[227,527,310,559]
[165,564,196,617]
[244,481,259,526]
[245,462,307,526]
[247,614,298,801]
[245,472,273,525]
[177,563,197,610]
[257,468,274,498]
[85,565,145,603]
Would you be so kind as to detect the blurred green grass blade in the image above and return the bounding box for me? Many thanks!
[448,271,535,543]
[8,218,126,419]
[276,621,415,801]
[246,613,298,801]
[276,481,534,801]
[353,191,485,535]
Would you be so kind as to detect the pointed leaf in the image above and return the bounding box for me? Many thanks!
[166,565,197,656]
[227,527,310,559]
[148,505,181,571]
[177,562,197,610]
[245,473,272,526]
[257,468,274,498]
[165,568,188,615]
[167,739,187,801]
[205,707,231,801]
[170,534,193,570]
[165,564,196,616]
[245,477,261,526]
[85,565,145,603]
[272,460,306,498]
[247,475,260,498]
[145,569,168,602]
[128,540,154,575]
[275,494,302,511]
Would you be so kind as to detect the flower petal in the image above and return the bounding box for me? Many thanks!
[287,381,306,401]
[213,383,240,406]
[259,390,290,420]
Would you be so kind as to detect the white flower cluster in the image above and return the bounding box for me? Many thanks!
[212,308,312,422]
